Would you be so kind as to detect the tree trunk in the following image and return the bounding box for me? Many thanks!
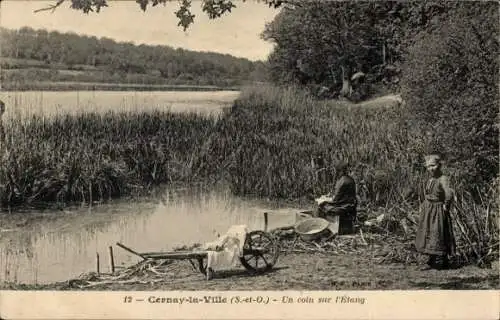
[382,42,386,65]
[339,65,352,98]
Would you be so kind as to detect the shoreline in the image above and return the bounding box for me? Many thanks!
[0,81,242,92]
[0,176,314,215]
[2,249,498,291]
[0,186,497,290]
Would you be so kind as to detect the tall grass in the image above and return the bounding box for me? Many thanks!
[0,110,216,206]
[199,85,425,205]
[199,85,498,264]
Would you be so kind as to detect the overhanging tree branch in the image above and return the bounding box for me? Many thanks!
[33,0,290,30]
[34,0,65,13]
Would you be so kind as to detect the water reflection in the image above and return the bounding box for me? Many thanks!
[0,186,300,284]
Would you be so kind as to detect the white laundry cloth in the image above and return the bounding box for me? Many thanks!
[205,225,248,272]
[315,194,333,205]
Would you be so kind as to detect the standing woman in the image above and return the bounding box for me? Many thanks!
[415,154,456,270]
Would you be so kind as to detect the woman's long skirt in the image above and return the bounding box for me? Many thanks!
[315,203,356,235]
[415,200,455,256]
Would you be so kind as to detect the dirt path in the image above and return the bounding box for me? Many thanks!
[341,94,404,109]
[6,251,498,291]
[358,94,403,107]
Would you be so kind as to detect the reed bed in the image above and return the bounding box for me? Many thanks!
[200,85,425,205]
[0,110,216,206]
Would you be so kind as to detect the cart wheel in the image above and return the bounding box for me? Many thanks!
[197,257,207,275]
[240,230,279,273]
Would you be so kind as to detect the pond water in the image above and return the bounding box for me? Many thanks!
[0,89,301,285]
[0,90,240,119]
[0,186,303,285]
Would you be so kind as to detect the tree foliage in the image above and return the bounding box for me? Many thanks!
[36,0,293,30]
[261,1,407,98]
[259,1,486,96]
[400,1,499,187]
[260,0,498,189]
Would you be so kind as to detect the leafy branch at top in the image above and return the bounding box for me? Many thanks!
[34,0,294,30]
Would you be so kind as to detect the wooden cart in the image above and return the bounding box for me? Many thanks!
[116,230,280,279]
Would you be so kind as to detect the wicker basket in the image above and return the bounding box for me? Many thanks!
[294,218,331,241]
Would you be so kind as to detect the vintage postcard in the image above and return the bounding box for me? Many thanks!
[0,0,498,319]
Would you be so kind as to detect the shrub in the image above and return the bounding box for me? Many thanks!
[400,3,499,194]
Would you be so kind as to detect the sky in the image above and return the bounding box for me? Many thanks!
[0,0,280,61]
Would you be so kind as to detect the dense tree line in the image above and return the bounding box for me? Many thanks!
[261,2,496,97]
[400,2,498,188]
[262,1,498,191]
[262,2,391,97]
[0,27,267,86]
[262,2,453,96]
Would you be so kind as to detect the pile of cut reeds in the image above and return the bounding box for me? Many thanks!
[65,258,176,289]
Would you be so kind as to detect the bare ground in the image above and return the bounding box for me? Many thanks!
[4,251,498,291]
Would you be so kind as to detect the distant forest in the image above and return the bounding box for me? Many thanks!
[0,27,268,88]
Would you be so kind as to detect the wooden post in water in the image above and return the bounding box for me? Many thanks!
[264,212,269,232]
[108,246,115,273]
[0,100,5,152]
[96,253,100,274]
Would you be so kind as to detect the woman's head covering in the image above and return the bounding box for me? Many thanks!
[424,154,441,167]
[334,160,349,174]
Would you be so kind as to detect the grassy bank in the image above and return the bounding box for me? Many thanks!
[198,85,498,264]
[201,86,465,201]
[0,54,253,90]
